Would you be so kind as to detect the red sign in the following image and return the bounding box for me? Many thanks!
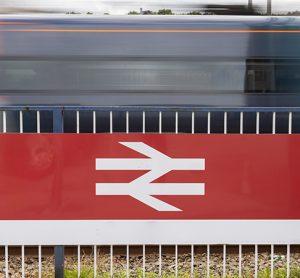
[0,134,300,220]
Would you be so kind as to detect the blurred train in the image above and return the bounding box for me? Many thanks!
[0,15,300,107]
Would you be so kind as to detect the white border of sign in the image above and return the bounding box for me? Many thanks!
[0,220,300,245]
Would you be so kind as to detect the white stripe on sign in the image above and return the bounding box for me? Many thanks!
[95,142,205,211]
[96,183,205,195]
[1,220,300,245]
[95,142,205,170]
[96,158,203,170]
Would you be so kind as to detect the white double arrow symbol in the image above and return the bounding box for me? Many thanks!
[95,142,205,211]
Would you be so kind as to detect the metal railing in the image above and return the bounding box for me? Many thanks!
[0,106,300,134]
[0,105,300,277]
[1,244,300,277]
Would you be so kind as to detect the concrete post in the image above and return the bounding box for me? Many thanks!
[267,0,272,15]
[248,0,253,10]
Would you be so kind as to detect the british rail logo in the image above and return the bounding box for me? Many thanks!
[95,142,205,211]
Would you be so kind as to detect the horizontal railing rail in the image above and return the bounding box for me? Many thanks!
[1,105,300,112]
[1,106,300,134]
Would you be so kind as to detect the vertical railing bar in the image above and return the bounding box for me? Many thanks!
[93,111,96,134]
[175,111,178,134]
[126,111,129,134]
[54,244,64,275]
[223,244,226,278]
[142,111,146,134]
[272,112,276,134]
[207,244,210,278]
[110,245,113,278]
[20,110,23,133]
[256,112,260,134]
[126,245,129,278]
[270,244,274,278]
[53,107,64,133]
[21,245,25,278]
[175,244,178,278]
[110,111,113,134]
[77,245,80,278]
[254,244,258,278]
[240,112,243,134]
[159,111,162,134]
[207,112,211,134]
[143,244,146,278]
[38,245,42,278]
[3,111,6,133]
[287,244,290,278]
[288,112,292,134]
[5,245,8,278]
[93,245,97,278]
[224,112,227,134]
[159,245,162,278]
[76,110,80,134]
[53,108,64,278]
[238,244,242,278]
[191,244,194,278]
[37,111,41,133]
[191,112,195,134]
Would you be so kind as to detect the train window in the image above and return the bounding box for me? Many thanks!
[0,59,245,92]
[274,61,300,92]
[245,59,275,92]
[245,59,300,93]
[0,58,299,93]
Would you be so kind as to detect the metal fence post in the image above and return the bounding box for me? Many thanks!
[53,107,64,278]
[54,246,64,278]
[53,107,64,133]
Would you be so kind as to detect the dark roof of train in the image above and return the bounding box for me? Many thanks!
[1,15,299,58]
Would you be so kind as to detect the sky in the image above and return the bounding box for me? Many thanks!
[1,0,300,14]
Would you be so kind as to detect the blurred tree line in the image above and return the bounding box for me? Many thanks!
[128,9,173,15]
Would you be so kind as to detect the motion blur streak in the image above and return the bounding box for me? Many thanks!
[1,16,300,107]
[0,22,39,25]
[2,29,300,33]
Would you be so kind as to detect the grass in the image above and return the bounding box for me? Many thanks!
[64,266,300,278]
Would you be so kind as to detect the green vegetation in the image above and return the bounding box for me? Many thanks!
[128,10,139,15]
[287,10,300,16]
[65,267,95,278]
[127,7,300,16]
[65,11,81,14]
[157,9,173,15]
[257,267,300,278]
[64,266,300,278]
[128,9,174,15]
[187,11,203,15]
